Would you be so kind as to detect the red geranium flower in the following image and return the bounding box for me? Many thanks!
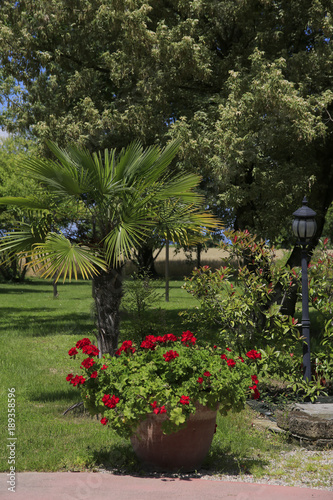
[251,375,259,384]
[102,394,120,408]
[140,335,157,350]
[197,377,203,384]
[150,401,167,414]
[163,350,179,362]
[179,395,190,405]
[101,364,108,370]
[203,371,211,377]
[162,333,178,342]
[181,330,197,346]
[116,340,136,356]
[90,371,98,379]
[70,375,86,386]
[68,347,78,357]
[249,386,260,400]
[238,356,244,363]
[221,354,228,360]
[246,350,262,360]
[76,338,91,349]
[81,357,95,369]
[226,359,236,368]
[100,417,109,425]
[66,373,73,381]
[82,344,100,357]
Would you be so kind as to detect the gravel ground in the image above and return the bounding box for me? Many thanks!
[200,449,333,491]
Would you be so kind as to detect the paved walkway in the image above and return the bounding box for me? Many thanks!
[1,472,332,500]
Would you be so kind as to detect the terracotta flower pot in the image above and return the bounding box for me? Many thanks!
[130,403,217,472]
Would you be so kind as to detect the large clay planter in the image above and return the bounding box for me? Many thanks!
[130,403,217,472]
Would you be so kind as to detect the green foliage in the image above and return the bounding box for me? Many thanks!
[0,135,38,281]
[284,238,333,392]
[289,377,328,403]
[182,230,333,398]
[182,230,302,373]
[322,204,333,241]
[122,272,165,342]
[67,333,261,438]
[305,238,333,387]
[1,1,333,241]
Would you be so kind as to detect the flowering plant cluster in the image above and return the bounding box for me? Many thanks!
[66,331,261,437]
[182,230,306,384]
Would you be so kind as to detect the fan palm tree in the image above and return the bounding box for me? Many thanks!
[0,139,220,354]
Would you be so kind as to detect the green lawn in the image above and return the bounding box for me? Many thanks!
[1,277,292,474]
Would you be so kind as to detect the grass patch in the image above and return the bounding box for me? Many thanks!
[0,276,320,479]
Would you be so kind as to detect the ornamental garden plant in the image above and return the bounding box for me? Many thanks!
[66,332,261,437]
[182,231,333,399]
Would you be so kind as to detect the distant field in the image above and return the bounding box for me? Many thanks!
[125,247,291,278]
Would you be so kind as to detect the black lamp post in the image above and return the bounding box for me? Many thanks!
[292,197,317,382]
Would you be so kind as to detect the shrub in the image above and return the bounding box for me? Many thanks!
[182,230,332,397]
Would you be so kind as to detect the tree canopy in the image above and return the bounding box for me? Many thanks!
[0,0,332,243]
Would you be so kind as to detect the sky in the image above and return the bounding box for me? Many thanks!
[0,130,9,140]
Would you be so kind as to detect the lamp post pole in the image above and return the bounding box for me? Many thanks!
[292,197,317,382]
[300,242,311,381]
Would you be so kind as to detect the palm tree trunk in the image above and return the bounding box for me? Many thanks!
[92,267,123,356]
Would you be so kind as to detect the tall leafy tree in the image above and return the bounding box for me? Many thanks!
[0,0,332,247]
[0,135,39,280]
[0,139,218,354]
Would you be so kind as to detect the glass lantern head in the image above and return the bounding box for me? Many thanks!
[292,197,317,244]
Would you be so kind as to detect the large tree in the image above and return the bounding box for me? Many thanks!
[0,139,218,354]
[0,135,39,280]
[0,0,332,246]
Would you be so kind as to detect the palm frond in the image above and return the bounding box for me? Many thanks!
[31,233,107,282]
[153,172,203,203]
[47,141,131,200]
[0,197,50,211]
[113,139,181,185]
[104,219,153,265]
[0,219,51,258]
[21,155,90,196]
[154,202,222,245]
[141,138,182,183]
[112,140,146,182]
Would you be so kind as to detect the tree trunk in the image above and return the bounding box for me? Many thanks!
[196,243,202,268]
[53,271,59,298]
[135,243,158,277]
[92,267,123,356]
[165,239,169,302]
[0,255,28,282]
